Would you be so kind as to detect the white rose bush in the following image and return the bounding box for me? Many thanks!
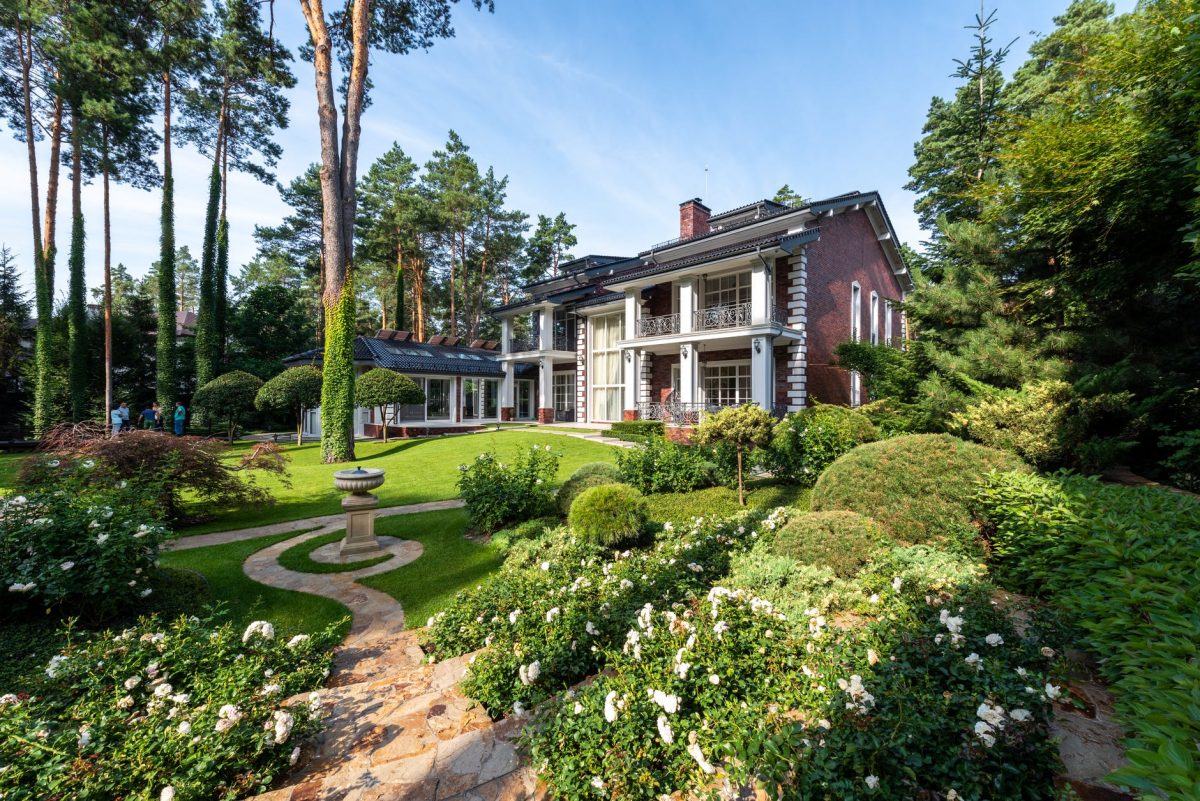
[0,614,340,800]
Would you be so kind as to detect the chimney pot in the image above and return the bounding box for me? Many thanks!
[679,198,711,239]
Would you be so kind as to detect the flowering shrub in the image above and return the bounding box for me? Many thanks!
[566,484,649,547]
[527,573,1061,800]
[763,403,878,486]
[424,507,789,716]
[456,444,561,532]
[616,437,716,494]
[0,614,340,800]
[1,484,169,620]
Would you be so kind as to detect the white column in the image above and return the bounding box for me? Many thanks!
[501,316,513,354]
[537,306,554,350]
[624,290,639,341]
[751,335,774,409]
[678,278,696,334]
[679,342,697,404]
[623,348,639,415]
[538,356,553,414]
[751,261,770,324]
[501,361,514,409]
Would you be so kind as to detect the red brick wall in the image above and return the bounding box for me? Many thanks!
[804,210,905,405]
[645,283,673,317]
[774,256,790,311]
[773,345,790,408]
[650,352,679,403]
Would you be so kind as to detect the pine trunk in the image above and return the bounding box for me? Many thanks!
[395,241,405,332]
[216,133,229,365]
[102,134,114,431]
[157,63,177,408]
[67,112,87,422]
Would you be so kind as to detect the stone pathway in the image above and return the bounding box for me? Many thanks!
[194,511,543,801]
[165,499,466,552]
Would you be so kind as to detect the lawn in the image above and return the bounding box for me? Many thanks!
[181,430,619,536]
[278,530,396,573]
[358,508,503,628]
[159,529,352,638]
[0,452,24,492]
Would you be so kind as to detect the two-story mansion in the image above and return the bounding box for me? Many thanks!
[287,190,911,438]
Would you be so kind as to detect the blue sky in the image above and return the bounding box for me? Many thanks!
[0,0,1135,296]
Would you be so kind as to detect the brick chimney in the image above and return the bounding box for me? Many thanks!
[679,198,711,239]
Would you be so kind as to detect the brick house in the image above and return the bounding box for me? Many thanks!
[287,191,910,438]
[492,191,911,427]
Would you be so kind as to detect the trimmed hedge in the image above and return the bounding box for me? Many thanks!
[810,434,1027,553]
[607,420,664,443]
[767,510,892,577]
[567,484,649,547]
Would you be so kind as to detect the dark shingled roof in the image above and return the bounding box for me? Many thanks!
[283,336,506,377]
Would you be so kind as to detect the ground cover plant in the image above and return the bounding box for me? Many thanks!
[277,531,395,573]
[811,433,1027,554]
[357,508,505,628]
[176,432,618,536]
[0,614,341,801]
[978,471,1200,800]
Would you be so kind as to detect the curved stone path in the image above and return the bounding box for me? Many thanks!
[180,507,544,801]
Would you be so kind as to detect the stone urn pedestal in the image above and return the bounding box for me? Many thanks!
[333,467,386,558]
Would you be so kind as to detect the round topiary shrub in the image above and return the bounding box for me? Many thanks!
[571,462,622,482]
[568,484,649,547]
[810,433,1029,554]
[767,511,892,577]
[557,472,622,516]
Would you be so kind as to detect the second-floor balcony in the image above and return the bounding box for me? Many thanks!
[634,302,789,338]
[508,333,574,352]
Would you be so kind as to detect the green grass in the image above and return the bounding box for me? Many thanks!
[0,452,24,493]
[277,531,395,574]
[358,508,503,628]
[643,482,811,526]
[159,530,351,638]
[180,431,620,536]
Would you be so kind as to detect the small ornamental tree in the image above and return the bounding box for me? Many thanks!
[693,403,775,506]
[355,368,425,443]
[255,366,323,445]
[193,371,263,442]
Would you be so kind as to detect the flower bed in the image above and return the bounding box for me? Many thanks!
[424,508,789,716]
[0,614,340,800]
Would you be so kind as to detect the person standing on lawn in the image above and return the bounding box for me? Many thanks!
[174,402,187,436]
[141,402,157,430]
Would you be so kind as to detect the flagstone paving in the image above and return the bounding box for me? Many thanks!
[208,514,544,801]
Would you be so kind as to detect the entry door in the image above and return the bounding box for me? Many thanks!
[515,380,534,419]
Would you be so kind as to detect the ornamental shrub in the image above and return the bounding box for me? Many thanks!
[976,472,1200,799]
[0,614,340,800]
[456,444,561,532]
[763,403,878,486]
[21,425,289,524]
[570,462,622,482]
[255,366,323,445]
[952,380,1078,468]
[607,419,664,442]
[767,511,892,577]
[354,368,425,443]
[193,370,264,441]
[811,434,1028,554]
[567,484,649,547]
[0,484,169,621]
[616,436,714,494]
[693,404,775,506]
[556,472,622,516]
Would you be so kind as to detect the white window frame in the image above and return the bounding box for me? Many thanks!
[702,270,751,310]
[850,282,862,407]
[424,376,453,421]
[870,291,879,346]
[885,300,894,346]
[701,359,752,407]
[460,377,501,422]
[515,379,535,420]
[589,311,625,422]
[552,371,574,413]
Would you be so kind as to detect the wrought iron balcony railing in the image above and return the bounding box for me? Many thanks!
[508,336,537,352]
[508,334,574,352]
[636,312,680,337]
[693,301,753,331]
[637,398,788,426]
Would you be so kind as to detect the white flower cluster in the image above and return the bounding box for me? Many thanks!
[215,703,243,734]
[838,674,875,715]
[518,660,541,686]
[241,620,275,643]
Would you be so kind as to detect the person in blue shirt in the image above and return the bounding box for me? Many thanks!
[142,403,157,430]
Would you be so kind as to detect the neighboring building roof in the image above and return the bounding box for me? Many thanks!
[176,310,197,337]
[283,336,509,377]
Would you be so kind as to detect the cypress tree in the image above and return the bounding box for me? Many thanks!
[194,157,220,387]
[214,215,228,365]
